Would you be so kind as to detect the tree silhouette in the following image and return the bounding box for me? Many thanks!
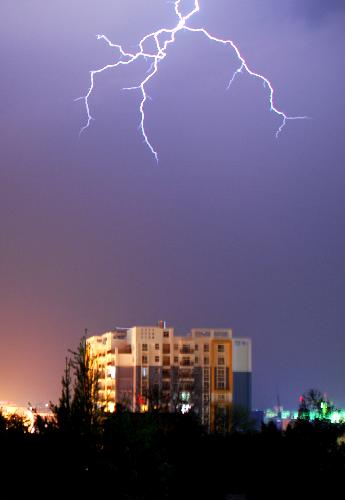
[53,334,100,434]
[298,388,334,420]
[51,357,72,432]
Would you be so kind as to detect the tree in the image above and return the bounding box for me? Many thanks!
[5,413,30,434]
[229,404,256,433]
[0,410,7,433]
[298,388,334,420]
[51,357,72,432]
[53,333,101,434]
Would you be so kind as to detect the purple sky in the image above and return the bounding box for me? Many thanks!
[0,0,344,409]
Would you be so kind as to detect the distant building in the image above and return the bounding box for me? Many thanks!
[0,402,53,431]
[263,405,345,430]
[87,322,251,431]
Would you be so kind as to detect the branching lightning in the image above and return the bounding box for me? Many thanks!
[78,0,307,162]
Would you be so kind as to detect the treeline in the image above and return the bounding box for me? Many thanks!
[1,338,345,499]
[1,409,345,499]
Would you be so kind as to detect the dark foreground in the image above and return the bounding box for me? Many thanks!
[1,413,344,499]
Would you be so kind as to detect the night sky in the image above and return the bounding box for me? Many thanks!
[1,0,344,409]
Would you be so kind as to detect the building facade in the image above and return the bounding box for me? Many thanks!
[87,321,251,430]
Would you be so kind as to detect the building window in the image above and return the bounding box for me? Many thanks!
[195,344,198,351]
[142,344,148,351]
[155,343,159,350]
[155,356,160,363]
[174,356,178,363]
[181,357,191,366]
[218,357,225,365]
[217,344,225,353]
[203,344,209,352]
[142,367,148,378]
[204,357,209,365]
[142,356,148,364]
[163,331,169,338]
[204,382,209,391]
[163,344,170,354]
[174,344,178,351]
[216,367,225,390]
[163,355,170,366]
[195,357,199,364]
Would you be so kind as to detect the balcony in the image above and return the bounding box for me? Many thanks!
[180,347,194,354]
[180,360,194,367]
[163,356,171,367]
[179,369,193,379]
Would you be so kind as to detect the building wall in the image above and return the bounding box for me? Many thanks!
[232,338,252,411]
[233,372,252,410]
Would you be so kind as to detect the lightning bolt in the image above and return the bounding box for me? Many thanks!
[78,0,307,162]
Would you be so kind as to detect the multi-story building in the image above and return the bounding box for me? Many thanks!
[87,321,251,430]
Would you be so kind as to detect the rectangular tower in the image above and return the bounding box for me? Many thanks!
[87,322,252,431]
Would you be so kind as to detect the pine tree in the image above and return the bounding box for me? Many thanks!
[52,357,72,432]
[53,333,100,434]
[69,333,100,434]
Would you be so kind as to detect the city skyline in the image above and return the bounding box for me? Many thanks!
[0,0,344,409]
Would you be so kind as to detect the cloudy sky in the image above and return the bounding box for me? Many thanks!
[0,0,344,409]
